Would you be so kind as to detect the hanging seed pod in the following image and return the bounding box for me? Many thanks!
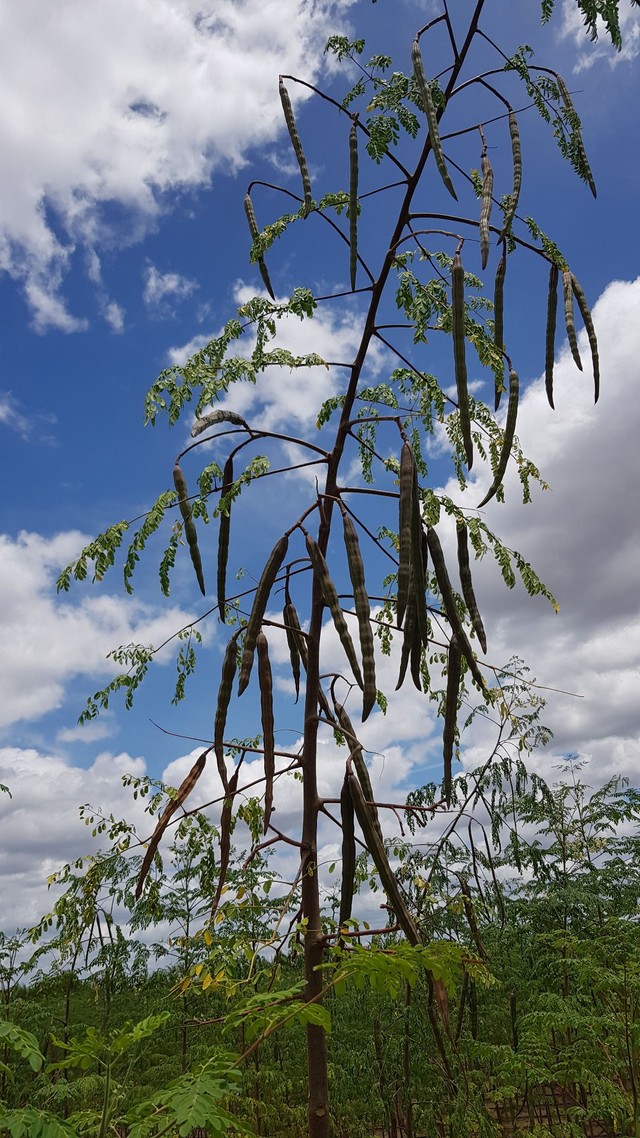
[347,767,420,945]
[238,534,289,695]
[397,442,415,628]
[562,269,583,372]
[396,577,421,693]
[279,78,313,217]
[426,526,485,690]
[136,748,210,898]
[556,75,597,198]
[410,467,429,648]
[306,534,364,690]
[283,598,302,702]
[339,770,356,929]
[411,38,457,201]
[477,368,520,510]
[349,118,359,292]
[499,111,522,239]
[571,273,600,403]
[479,146,493,271]
[173,463,206,596]
[545,263,559,410]
[214,635,239,776]
[452,252,473,469]
[256,632,275,834]
[493,243,507,382]
[342,511,376,721]
[243,192,275,300]
[442,635,461,806]
[456,521,487,653]
[211,760,243,918]
[192,408,250,438]
[217,455,233,623]
[335,702,383,845]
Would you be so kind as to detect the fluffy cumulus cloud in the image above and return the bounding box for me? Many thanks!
[0,530,194,729]
[143,264,197,313]
[0,0,354,331]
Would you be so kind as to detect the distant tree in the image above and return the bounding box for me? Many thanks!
[58,3,631,1134]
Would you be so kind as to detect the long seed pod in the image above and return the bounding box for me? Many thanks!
[243,192,275,300]
[426,526,485,690]
[347,767,420,945]
[397,442,415,628]
[283,598,302,702]
[493,242,507,381]
[499,111,522,238]
[342,511,376,721]
[562,269,583,372]
[396,577,421,693]
[411,467,429,648]
[238,534,289,695]
[211,758,243,918]
[256,632,275,834]
[556,75,597,198]
[411,38,457,201]
[442,636,461,806]
[335,703,383,845]
[456,521,487,653]
[349,118,359,291]
[477,368,520,510]
[284,596,334,721]
[306,534,364,690]
[279,78,313,217]
[479,146,493,270]
[214,634,238,779]
[136,748,210,898]
[173,463,206,596]
[571,273,600,403]
[452,252,473,469]
[339,771,356,930]
[217,455,233,622]
[545,263,559,410]
[192,408,250,438]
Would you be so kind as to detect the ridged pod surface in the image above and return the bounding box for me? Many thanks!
[426,526,485,690]
[499,111,522,238]
[306,534,364,690]
[479,149,493,270]
[342,511,376,721]
[243,192,275,300]
[411,38,457,201]
[443,636,462,805]
[562,269,583,372]
[214,635,238,775]
[451,252,473,468]
[545,263,559,409]
[256,631,275,833]
[571,273,600,402]
[456,521,487,654]
[477,369,519,510]
[238,535,289,695]
[217,455,233,622]
[173,463,206,595]
[339,771,356,930]
[279,78,313,217]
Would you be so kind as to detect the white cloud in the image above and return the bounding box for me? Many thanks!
[143,264,197,312]
[0,0,354,328]
[560,0,640,68]
[0,393,30,437]
[0,531,195,729]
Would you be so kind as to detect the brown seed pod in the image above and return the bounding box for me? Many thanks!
[279,78,313,217]
[306,533,364,690]
[556,75,597,198]
[238,534,289,695]
[191,409,250,438]
[571,273,600,403]
[173,463,206,596]
[339,770,356,930]
[426,526,485,690]
[562,269,583,372]
[545,263,559,410]
[256,632,275,834]
[477,368,519,510]
[243,192,275,300]
[493,244,507,387]
[411,38,457,201]
[499,111,522,238]
[217,455,233,623]
[347,767,420,945]
[214,634,239,779]
[410,466,429,649]
[335,702,383,845]
[396,575,419,692]
[136,748,210,898]
[452,252,473,469]
[342,511,376,721]
[397,442,415,629]
[283,599,302,703]
[349,118,359,292]
[442,635,461,806]
[211,757,243,918]
[479,147,493,271]
[456,521,487,653]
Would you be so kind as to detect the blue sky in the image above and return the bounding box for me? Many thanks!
[1,0,639,933]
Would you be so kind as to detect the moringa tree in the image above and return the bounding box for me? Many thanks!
[57,2,629,1134]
